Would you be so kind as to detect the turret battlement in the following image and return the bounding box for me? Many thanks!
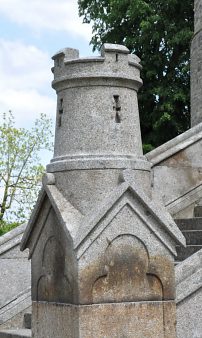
[52,44,142,92]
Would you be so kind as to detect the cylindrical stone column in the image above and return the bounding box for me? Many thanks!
[191,0,202,126]
[47,44,151,214]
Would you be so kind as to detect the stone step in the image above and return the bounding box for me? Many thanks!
[176,245,202,261]
[0,329,31,338]
[194,205,202,217]
[23,313,31,330]
[175,218,202,231]
[181,230,202,245]
[175,217,202,261]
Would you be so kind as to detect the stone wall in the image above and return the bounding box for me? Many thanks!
[0,224,31,329]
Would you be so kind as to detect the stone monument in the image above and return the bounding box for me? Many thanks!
[20,44,185,338]
[191,0,202,126]
[1,2,202,337]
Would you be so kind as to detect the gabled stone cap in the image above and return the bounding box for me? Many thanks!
[175,248,202,303]
[21,173,185,258]
[20,178,83,258]
[75,179,186,256]
[146,122,202,167]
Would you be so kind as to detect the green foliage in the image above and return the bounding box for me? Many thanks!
[0,220,21,236]
[78,0,194,150]
[0,111,53,224]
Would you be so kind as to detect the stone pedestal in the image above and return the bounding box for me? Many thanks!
[33,301,176,338]
[21,44,185,338]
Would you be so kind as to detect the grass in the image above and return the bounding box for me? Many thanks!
[0,220,21,236]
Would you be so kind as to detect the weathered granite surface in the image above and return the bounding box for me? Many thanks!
[1,3,202,333]
[47,43,151,216]
[0,289,31,330]
[0,328,31,338]
[49,44,144,166]
[146,122,202,218]
[33,301,176,338]
[146,123,202,167]
[176,249,202,338]
[20,44,184,337]
[0,225,31,329]
[22,180,185,302]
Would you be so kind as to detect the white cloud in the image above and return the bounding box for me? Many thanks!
[0,39,52,90]
[0,0,92,40]
[0,39,56,127]
[0,89,56,125]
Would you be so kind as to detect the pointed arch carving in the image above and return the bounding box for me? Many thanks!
[37,236,72,303]
[92,234,163,303]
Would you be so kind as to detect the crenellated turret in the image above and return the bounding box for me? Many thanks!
[20,43,185,338]
[48,44,147,172]
[46,44,151,213]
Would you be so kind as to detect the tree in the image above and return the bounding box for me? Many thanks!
[0,111,53,225]
[78,0,194,151]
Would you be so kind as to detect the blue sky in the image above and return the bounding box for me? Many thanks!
[0,0,94,132]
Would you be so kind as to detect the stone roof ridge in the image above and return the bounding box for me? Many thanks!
[75,180,186,257]
[146,122,202,167]
[0,223,27,256]
[20,188,46,254]
[20,175,83,256]
[45,184,84,241]
[175,248,202,304]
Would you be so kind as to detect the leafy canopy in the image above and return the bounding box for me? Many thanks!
[0,111,53,225]
[78,0,194,151]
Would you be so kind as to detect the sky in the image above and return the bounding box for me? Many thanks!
[0,0,96,220]
[0,0,94,131]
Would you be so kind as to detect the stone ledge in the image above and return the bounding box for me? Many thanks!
[47,156,151,172]
[146,122,202,167]
[0,224,27,257]
[175,248,202,303]
[0,289,31,325]
[176,268,202,304]
[175,248,202,284]
[166,183,202,216]
[0,329,31,338]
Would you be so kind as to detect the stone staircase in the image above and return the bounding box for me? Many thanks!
[0,288,31,330]
[175,207,202,262]
[0,225,31,338]
[0,313,31,337]
[175,247,202,337]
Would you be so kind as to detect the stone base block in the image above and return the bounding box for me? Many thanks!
[32,302,79,338]
[32,300,176,338]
